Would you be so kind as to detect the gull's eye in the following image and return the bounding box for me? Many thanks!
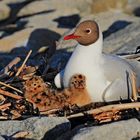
[85,28,91,34]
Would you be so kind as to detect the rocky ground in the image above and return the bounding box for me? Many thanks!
[0,0,140,140]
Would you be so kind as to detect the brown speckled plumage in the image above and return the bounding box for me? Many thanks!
[24,74,92,111]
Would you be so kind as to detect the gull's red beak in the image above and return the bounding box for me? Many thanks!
[64,33,81,40]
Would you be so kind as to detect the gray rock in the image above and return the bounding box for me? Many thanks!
[18,11,71,35]
[90,0,140,15]
[17,0,86,17]
[0,28,34,52]
[0,2,10,21]
[10,11,140,56]
[0,136,4,140]
[92,11,139,33]
[103,21,140,54]
[17,0,92,16]
[60,119,140,140]
[124,0,140,15]
[0,27,60,55]
[16,0,140,18]
[17,0,95,36]
[90,0,128,14]
[2,0,29,4]
[0,117,70,140]
[17,4,80,35]
[17,0,53,17]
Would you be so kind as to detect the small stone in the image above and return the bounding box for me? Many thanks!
[18,8,79,35]
[60,119,140,140]
[0,2,10,21]
[0,117,70,140]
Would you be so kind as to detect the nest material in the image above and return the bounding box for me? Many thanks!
[0,50,139,126]
[24,74,92,111]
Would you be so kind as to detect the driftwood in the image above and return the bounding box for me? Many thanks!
[10,110,22,119]
[0,116,8,119]
[0,89,22,100]
[16,50,32,76]
[0,24,17,30]
[0,95,5,104]
[0,81,23,94]
[40,108,60,115]
[0,103,11,110]
[67,102,140,119]
[0,57,21,76]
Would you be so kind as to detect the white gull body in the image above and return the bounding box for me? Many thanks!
[55,27,140,102]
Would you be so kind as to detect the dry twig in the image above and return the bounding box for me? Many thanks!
[0,24,17,30]
[40,108,60,115]
[130,72,138,101]
[0,57,21,75]
[0,103,11,110]
[16,50,32,76]
[0,81,23,94]
[0,89,22,100]
[67,102,140,119]
[10,110,22,119]
[0,116,8,119]
[0,95,5,105]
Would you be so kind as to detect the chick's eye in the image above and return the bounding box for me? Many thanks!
[85,28,91,34]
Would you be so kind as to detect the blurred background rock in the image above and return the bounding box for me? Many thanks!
[0,0,140,68]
